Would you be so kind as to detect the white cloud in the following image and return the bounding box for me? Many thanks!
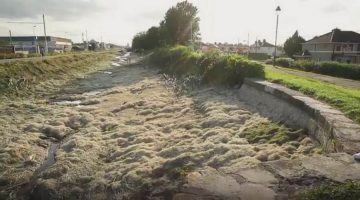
[0,0,359,45]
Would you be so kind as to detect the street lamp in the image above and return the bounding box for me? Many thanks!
[273,6,281,66]
[33,25,38,54]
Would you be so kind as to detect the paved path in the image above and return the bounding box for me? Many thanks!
[268,65,360,89]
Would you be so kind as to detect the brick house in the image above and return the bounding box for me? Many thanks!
[301,29,360,64]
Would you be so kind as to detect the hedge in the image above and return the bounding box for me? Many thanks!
[149,46,265,86]
[266,58,360,80]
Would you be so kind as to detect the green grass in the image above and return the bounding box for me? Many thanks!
[0,52,115,96]
[241,122,305,145]
[297,181,360,200]
[265,58,360,80]
[265,66,360,124]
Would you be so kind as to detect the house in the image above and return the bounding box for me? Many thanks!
[301,29,360,64]
[0,36,72,54]
[200,43,219,52]
[249,39,283,57]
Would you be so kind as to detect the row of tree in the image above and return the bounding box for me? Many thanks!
[132,1,306,58]
[132,1,200,51]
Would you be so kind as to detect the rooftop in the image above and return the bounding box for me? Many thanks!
[305,29,360,44]
[0,36,72,43]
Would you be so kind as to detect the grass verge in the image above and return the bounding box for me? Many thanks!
[265,66,360,124]
[265,58,360,80]
[0,52,115,97]
[149,46,265,86]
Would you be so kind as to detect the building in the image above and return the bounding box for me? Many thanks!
[0,36,72,54]
[249,39,283,57]
[200,43,219,52]
[200,42,248,54]
[301,29,360,64]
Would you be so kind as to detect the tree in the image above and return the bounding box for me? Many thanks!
[131,1,201,50]
[162,1,200,45]
[145,26,161,49]
[132,32,147,50]
[283,31,306,58]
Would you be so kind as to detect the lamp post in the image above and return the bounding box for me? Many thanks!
[273,6,281,66]
[33,25,38,54]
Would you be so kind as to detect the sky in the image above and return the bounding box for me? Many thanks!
[0,0,359,46]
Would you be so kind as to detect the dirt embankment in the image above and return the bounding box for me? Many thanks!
[0,53,323,200]
[0,51,115,97]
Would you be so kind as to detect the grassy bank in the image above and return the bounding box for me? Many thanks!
[265,58,360,80]
[0,52,114,96]
[149,46,360,123]
[149,46,264,85]
[265,66,360,123]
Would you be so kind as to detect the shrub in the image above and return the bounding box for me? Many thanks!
[271,59,360,80]
[149,46,265,86]
[265,58,294,67]
[297,181,360,200]
[248,53,269,61]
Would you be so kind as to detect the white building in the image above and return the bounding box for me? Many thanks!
[249,40,283,57]
[0,36,72,53]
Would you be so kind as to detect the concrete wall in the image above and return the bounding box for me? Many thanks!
[238,79,360,154]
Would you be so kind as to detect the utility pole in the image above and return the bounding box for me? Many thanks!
[247,33,250,58]
[86,30,88,50]
[9,30,12,46]
[33,25,38,53]
[43,14,48,53]
[274,6,281,67]
[255,36,258,54]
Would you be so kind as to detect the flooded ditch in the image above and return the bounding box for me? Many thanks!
[1,54,359,200]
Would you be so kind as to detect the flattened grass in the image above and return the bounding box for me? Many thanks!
[0,52,114,96]
[265,66,360,124]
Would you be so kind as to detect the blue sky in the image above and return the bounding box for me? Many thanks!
[0,0,359,45]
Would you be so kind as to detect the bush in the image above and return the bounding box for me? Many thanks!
[248,53,270,61]
[269,59,360,80]
[297,181,360,200]
[149,46,264,86]
[265,58,294,67]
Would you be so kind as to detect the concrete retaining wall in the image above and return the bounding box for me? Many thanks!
[238,78,360,154]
